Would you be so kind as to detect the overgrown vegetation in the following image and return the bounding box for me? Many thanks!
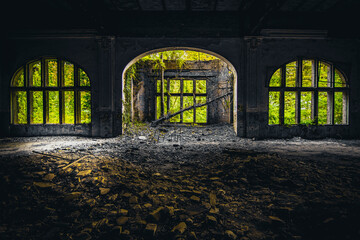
[11,60,91,125]
[123,50,221,129]
[268,60,347,125]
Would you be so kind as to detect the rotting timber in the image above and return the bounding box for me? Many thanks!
[1,124,360,240]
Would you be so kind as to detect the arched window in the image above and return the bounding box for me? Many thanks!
[268,59,348,126]
[10,58,91,125]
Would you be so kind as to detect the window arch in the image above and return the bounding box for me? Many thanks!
[10,58,91,125]
[268,59,348,126]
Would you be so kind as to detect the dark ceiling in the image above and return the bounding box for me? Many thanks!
[2,0,359,37]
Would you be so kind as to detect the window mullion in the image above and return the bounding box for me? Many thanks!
[41,58,47,124]
[193,79,196,123]
[180,79,183,123]
[59,59,64,124]
[296,60,301,124]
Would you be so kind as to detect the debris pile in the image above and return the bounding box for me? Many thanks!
[0,125,360,239]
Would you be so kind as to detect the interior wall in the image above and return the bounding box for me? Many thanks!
[245,37,360,139]
[0,33,359,139]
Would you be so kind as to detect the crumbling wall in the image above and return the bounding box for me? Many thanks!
[131,60,233,124]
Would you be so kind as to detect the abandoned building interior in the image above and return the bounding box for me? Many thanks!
[1,0,360,239]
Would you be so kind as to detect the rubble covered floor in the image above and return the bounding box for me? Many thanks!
[1,124,360,240]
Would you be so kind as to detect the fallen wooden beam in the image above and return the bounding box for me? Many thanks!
[151,91,232,126]
[62,155,90,170]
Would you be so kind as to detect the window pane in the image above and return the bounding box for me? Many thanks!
[318,92,330,125]
[156,96,161,119]
[79,69,90,86]
[64,91,74,124]
[12,91,27,124]
[318,61,331,87]
[47,91,59,124]
[269,69,281,87]
[183,96,194,123]
[64,62,74,86]
[183,80,193,93]
[195,96,207,123]
[285,61,297,87]
[157,79,168,93]
[46,59,58,87]
[80,91,91,124]
[334,69,346,88]
[29,61,42,87]
[196,80,206,93]
[268,91,280,125]
[300,91,313,124]
[284,91,296,125]
[170,80,180,93]
[302,60,315,87]
[334,92,345,124]
[12,68,24,87]
[169,96,180,122]
[30,91,43,124]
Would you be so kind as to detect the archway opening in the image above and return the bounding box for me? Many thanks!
[122,48,237,138]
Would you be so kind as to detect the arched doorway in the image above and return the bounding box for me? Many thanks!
[121,47,238,134]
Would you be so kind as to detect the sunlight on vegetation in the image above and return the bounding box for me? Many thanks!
[284,92,296,125]
[64,91,74,124]
[286,61,297,87]
[302,60,314,87]
[268,59,348,126]
[269,69,281,87]
[334,92,344,124]
[318,62,331,87]
[318,92,329,125]
[268,91,280,125]
[124,50,221,126]
[13,68,24,87]
[12,91,27,124]
[64,62,74,86]
[30,91,43,124]
[46,59,58,87]
[81,91,91,124]
[11,58,91,125]
[300,92,313,124]
[47,91,60,124]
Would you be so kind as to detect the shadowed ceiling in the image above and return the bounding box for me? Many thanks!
[2,0,359,37]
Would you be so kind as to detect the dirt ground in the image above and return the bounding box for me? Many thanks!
[1,124,360,240]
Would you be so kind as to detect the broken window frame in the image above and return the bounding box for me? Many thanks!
[155,78,208,124]
[268,58,349,126]
[10,57,91,125]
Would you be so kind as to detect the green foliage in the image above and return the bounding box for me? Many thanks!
[269,69,281,87]
[300,92,313,124]
[13,91,27,124]
[81,91,91,124]
[31,91,43,124]
[334,92,344,124]
[318,62,331,87]
[285,61,296,87]
[64,62,74,86]
[318,92,328,125]
[302,60,314,87]
[11,59,91,125]
[284,92,296,125]
[12,68,24,87]
[48,91,60,124]
[80,69,90,86]
[64,91,74,124]
[268,91,280,125]
[47,60,58,87]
